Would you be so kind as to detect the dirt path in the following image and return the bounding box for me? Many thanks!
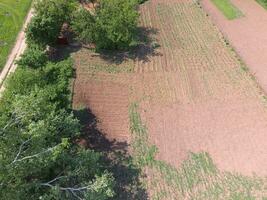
[201,0,267,92]
[0,8,33,95]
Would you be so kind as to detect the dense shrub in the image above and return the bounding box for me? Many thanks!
[0,58,115,199]
[16,45,48,68]
[26,0,76,46]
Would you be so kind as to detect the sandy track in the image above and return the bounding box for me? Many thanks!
[201,0,267,93]
[0,8,33,95]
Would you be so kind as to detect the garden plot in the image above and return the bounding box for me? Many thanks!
[134,1,267,176]
[72,0,267,199]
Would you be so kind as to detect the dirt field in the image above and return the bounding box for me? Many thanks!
[72,0,267,194]
[134,0,267,176]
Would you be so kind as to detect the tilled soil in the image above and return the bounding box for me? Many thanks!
[73,0,267,177]
[134,0,267,176]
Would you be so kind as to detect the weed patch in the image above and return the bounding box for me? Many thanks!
[210,0,243,19]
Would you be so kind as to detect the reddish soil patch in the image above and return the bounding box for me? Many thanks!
[135,0,267,176]
[72,50,134,142]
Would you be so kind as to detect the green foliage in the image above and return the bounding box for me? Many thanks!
[16,45,48,68]
[71,8,96,44]
[136,0,148,4]
[0,58,115,199]
[26,0,76,46]
[72,0,139,50]
[210,0,243,20]
[256,0,267,10]
[1,59,73,110]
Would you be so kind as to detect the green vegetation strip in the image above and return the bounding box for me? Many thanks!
[256,0,267,10]
[0,0,32,69]
[129,102,267,199]
[210,0,243,20]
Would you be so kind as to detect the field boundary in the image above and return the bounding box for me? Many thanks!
[0,7,33,95]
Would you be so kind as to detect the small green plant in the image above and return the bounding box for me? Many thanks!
[211,0,243,20]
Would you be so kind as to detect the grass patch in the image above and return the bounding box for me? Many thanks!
[256,0,267,10]
[210,0,243,20]
[88,64,134,74]
[0,0,32,69]
[129,102,267,199]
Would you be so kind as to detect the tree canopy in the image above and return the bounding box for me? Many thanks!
[26,0,76,47]
[72,0,139,50]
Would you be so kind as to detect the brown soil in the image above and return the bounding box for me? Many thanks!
[72,49,134,142]
[72,0,267,177]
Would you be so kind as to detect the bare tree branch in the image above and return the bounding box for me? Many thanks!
[40,175,66,187]
[0,113,24,133]
[11,138,32,164]
[11,145,58,165]
[41,179,90,200]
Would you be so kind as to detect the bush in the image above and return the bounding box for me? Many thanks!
[72,0,139,50]
[71,8,96,45]
[26,0,76,46]
[16,45,48,68]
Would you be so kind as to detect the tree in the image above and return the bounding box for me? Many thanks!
[26,0,77,47]
[71,8,96,45]
[0,88,115,200]
[72,0,139,50]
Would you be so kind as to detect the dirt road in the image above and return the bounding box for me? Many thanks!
[201,0,267,93]
[0,9,33,95]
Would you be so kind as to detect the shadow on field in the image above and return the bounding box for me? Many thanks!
[97,27,162,65]
[51,26,161,67]
[73,108,148,200]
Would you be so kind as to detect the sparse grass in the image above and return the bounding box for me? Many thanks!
[88,64,134,74]
[210,0,243,19]
[72,48,135,74]
[129,102,267,200]
[0,0,32,69]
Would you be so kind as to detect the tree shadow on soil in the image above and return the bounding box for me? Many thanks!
[49,43,82,62]
[73,107,148,200]
[87,27,162,65]
[51,26,161,67]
